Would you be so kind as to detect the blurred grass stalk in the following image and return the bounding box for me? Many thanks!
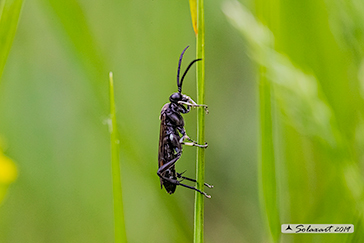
[0,0,23,204]
[255,0,281,241]
[191,0,206,242]
[109,72,127,243]
[224,0,364,242]
[0,0,23,82]
[257,68,280,242]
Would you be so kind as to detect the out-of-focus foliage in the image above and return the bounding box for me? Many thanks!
[0,0,257,242]
[0,0,22,206]
[0,148,17,204]
[225,0,364,242]
[0,0,23,82]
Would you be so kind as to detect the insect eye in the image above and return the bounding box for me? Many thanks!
[169,93,182,103]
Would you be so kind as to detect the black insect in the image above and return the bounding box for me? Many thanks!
[157,46,212,198]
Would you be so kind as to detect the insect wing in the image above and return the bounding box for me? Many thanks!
[158,104,169,188]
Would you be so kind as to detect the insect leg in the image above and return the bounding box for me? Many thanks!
[176,181,211,198]
[178,100,209,114]
[159,176,211,198]
[179,134,208,148]
[182,141,208,148]
[157,153,181,176]
[177,172,214,188]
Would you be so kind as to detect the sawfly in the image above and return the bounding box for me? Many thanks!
[157,46,212,198]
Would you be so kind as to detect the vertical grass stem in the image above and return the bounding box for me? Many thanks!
[109,72,127,243]
[193,0,206,242]
[255,0,281,241]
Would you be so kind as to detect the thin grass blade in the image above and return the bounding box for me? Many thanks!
[109,72,127,243]
[194,0,206,242]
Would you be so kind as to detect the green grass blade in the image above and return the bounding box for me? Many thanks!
[109,72,127,243]
[258,68,280,242]
[0,0,23,82]
[193,0,206,242]
[254,0,281,241]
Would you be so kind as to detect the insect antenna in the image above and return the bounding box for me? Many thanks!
[179,58,202,92]
[177,46,190,92]
[176,46,202,93]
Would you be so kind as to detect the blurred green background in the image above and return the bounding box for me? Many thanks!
[0,0,257,242]
[1,0,364,242]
